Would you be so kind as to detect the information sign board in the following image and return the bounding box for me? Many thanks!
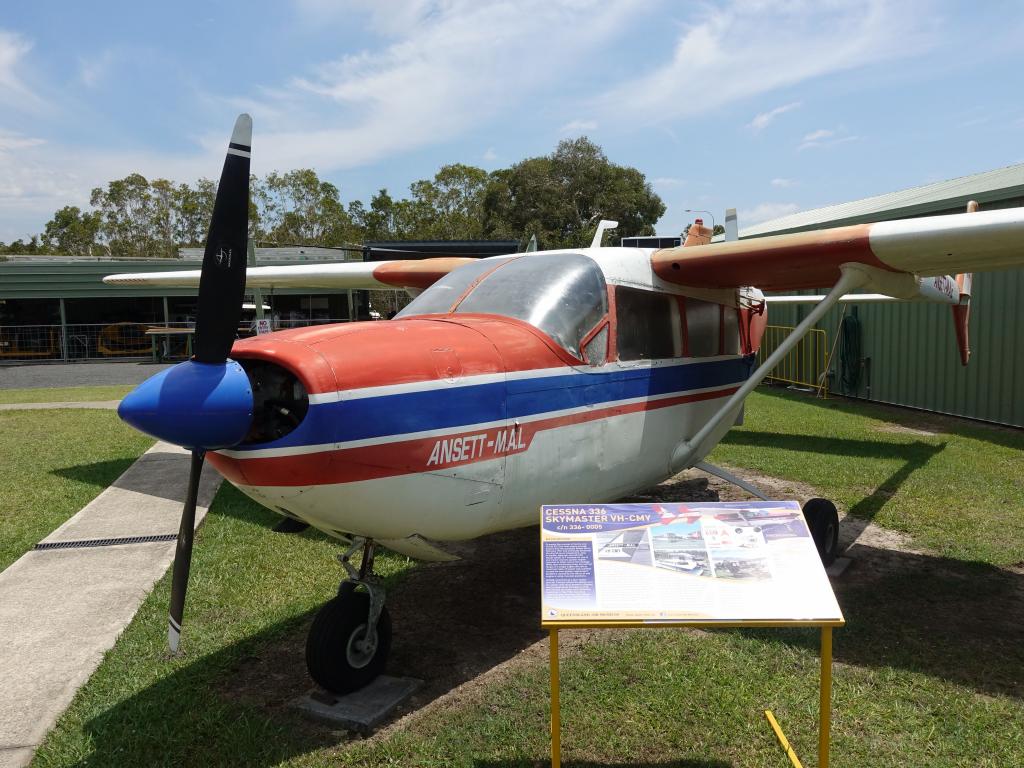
[256,318,272,335]
[541,501,843,625]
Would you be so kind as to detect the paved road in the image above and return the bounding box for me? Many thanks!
[0,401,121,411]
[0,362,171,390]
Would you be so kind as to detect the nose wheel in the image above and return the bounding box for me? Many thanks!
[306,538,392,694]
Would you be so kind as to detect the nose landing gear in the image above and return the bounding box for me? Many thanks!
[306,538,392,694]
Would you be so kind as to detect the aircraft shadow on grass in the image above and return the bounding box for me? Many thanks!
[719,429,947,541]
[753,386,1024,453]
[75,433,1022,765]
[78,534,1023,765]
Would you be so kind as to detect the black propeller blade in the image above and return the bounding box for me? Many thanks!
[194,113,252,364]
[167,114,252,652]
[168,450,204,653]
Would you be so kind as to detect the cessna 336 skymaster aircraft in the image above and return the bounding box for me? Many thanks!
[107,115,1024,693]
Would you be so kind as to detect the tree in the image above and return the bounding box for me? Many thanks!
[253,169,356,246]
[90,174,158,258]
[0,236,51,255]
[406,164,489,240]
[482,137,665,249]
[350,188,416,241]
[42,206,101,256]
[174,178,217,247]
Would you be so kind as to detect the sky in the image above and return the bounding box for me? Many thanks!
[1,0,1023,243]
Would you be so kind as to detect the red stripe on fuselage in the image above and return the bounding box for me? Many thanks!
[207,385,738,487]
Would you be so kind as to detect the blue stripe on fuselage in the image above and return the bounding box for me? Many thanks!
[237,357,753,451]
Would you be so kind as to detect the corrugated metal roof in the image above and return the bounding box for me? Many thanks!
[3,246,359,264]
[741,162,1024,237]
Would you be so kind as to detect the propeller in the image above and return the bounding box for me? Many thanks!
[118,114,255,653]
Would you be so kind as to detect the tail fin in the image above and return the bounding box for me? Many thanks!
[725,208,738,242]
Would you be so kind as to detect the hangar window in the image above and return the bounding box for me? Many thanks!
[615,287,680,360]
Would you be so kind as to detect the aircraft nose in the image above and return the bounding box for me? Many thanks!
[118,359,254,450]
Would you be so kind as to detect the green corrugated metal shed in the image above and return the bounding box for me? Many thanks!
[753,163,1024,428]
[0,247,359,299]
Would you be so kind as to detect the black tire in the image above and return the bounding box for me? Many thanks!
[306,591,392,694]
[803,498,840,566]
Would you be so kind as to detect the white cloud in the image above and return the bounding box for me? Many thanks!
[802,128,834,143]
[651,176,684,188]
[741,202,800,225]
[560,119,598,133]
[0,130,44,153]
[0,2,645,238]
[241,1,642,173]
[79,50,117,88]
[0,30,43,110]
[0,139,219,241]
[770,177,796,188]
[593,1,937,125]
[293,0,440,36]
[482,147,498,162]
[798,128,859,151]
[748,101,801,132]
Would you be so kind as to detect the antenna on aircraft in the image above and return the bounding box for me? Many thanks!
[590,219,618,248]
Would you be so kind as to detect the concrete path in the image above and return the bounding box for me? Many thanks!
[0,443,222,768]
[0,401,121,411]
[0,362,171,390]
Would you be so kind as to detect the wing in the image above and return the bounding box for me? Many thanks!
[103,256,476,291]
[651,207,1024,292]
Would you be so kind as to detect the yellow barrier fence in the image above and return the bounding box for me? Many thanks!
[757,326,829,397]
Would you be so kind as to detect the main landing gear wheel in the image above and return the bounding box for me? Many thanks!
[306,537,392,694]
[803,498,840,566]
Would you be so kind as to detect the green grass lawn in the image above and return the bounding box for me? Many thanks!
[29,389,1024,767]
[0,385,133,404]
[0,409,154,571]
[712,388,1024,567]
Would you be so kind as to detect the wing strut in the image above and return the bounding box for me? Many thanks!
[669,265,869,474]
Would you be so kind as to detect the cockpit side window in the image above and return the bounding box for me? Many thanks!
[454,253,608,358]
[615,287,680,361]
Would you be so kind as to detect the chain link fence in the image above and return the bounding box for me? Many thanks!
[756,325,830,397]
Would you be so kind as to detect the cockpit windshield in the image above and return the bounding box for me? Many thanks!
[397,252,607,358]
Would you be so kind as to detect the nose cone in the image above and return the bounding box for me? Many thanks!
[118,360,254,450]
